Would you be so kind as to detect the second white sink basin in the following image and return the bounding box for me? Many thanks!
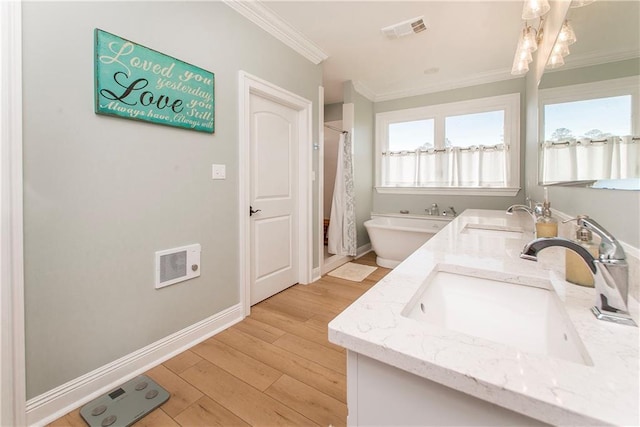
[402,264,592,365]
[461,223,525,239]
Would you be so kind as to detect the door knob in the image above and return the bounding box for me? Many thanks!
[249,206,262,216]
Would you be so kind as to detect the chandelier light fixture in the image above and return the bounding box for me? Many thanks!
[511,0,594,75]
[511,22,544,75]
[546,20,576,70]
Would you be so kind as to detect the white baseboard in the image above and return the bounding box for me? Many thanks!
[312,266,322,282]
[356,243,372,259]
[26,304,243,426]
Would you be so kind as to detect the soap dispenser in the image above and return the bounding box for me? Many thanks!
[535,187,558,238]
[565,215,598,287]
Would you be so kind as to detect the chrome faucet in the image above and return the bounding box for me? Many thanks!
[425,203,439,216]
[442,206,457,217]
[520,217,636,326]
[506,203,542,232]
[506,204,533,214]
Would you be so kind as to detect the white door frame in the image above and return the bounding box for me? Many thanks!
[238,71,313,316]
[315,86,324,282]
[0,1,27,426]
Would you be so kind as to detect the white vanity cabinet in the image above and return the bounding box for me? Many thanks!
[346,351,547,426]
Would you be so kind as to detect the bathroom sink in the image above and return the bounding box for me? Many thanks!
[402,264,592,365]
[461,223,525,239]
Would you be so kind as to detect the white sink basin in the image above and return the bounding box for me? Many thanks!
[402,264,592,365]
[461,223,524,239]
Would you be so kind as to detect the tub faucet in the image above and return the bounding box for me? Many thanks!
[442,206,457,217]
[520,217,636,326]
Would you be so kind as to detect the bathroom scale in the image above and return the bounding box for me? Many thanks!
[79,375,170,427]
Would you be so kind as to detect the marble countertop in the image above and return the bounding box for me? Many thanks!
[328,209,639,426]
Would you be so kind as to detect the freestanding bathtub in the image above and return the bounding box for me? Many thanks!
[364,213,452,268]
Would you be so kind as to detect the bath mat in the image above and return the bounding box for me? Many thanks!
[328,262,377,282]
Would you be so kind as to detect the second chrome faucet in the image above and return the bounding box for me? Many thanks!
[520,216,636,327]
[506,203,543,233]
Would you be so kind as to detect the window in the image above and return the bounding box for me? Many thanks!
[539,76,639,184]
[375,93,520,195]
[389,119,435,150]
[543,95,632,141]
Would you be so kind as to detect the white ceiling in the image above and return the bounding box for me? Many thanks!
[254,0,639,104]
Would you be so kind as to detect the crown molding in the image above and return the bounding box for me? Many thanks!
[352,80,376,102]
[552,48,640,73]
[223,0,328,65]
[374,68,518,103]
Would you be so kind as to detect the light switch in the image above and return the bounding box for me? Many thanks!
[212,164,226,180]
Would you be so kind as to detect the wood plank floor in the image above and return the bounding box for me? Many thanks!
[49,252,390,427]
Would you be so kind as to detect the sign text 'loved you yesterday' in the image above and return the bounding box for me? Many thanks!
[94,29,214,133]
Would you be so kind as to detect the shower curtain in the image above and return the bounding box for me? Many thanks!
[327,132,356,256]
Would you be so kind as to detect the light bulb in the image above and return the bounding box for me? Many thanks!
[546,52,565,69]
[517,47,533,63]
[522,0,551,20]
[511,55,530,75]
[519,26,538,52]
[558,20,577,45]
[552,41,570,57]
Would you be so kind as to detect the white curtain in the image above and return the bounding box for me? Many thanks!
[328,132,356,256]
[541,136,639,183]
[382,145,507,187]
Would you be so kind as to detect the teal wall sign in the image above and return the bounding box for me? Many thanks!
[95,29,214,133]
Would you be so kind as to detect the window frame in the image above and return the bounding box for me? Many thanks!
[375,93,521,196]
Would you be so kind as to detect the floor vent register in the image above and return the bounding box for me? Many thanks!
[80,375,170,427]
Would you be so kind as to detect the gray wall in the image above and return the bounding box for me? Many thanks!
[539,58,640,89]
[344,82,374,248]
[22,1,321,399]
[526,59,640,247]
[324,103,343,122]
[373,79,527,215]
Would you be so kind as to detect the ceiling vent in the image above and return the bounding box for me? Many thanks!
[381,16,427,39]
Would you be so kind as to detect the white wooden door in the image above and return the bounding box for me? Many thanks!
[249,94,299,305]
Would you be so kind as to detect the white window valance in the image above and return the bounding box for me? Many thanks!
[540,136,639,183]
[382,144,508,188]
